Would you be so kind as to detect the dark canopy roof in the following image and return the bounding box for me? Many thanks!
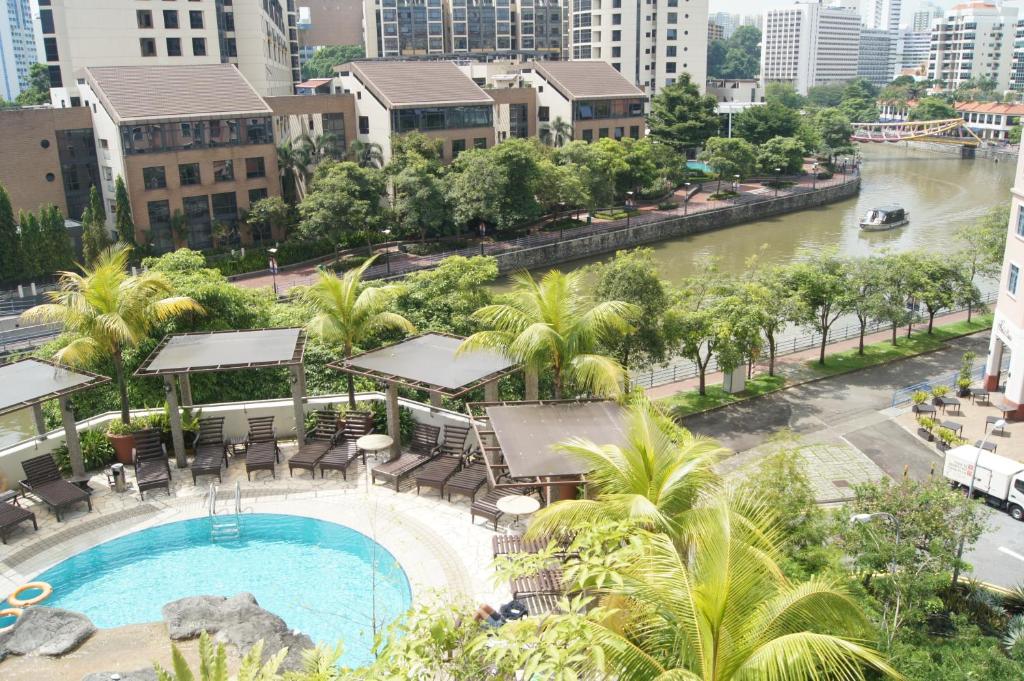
[330,333,518,397]
[0,358,110,416]
[486,400,629,478]
[136,328,305,376]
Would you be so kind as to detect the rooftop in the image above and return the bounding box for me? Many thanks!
[0,358,110,416]
[83,64,272,123]
[526,60,645,101]
[135,328,305,376]
[339,61,494,108]
[955,101,1024,115]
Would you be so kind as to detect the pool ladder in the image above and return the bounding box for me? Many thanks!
[207,482,242,541]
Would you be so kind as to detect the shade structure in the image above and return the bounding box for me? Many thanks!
[329,333,520,456]
[0,358,111,479]
[136,329,307,467]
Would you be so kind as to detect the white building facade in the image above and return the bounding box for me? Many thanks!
[761,2,860,95]
[0,0,38,100]
[858,27,895,87]
[896,29,930,75]
[927,2,1017,92]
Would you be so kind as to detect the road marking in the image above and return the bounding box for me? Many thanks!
[998,546,1024,563]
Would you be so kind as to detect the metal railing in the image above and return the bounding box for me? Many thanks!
[0,323,62,357]
[890,355,1009,408]
[631,290,996,390]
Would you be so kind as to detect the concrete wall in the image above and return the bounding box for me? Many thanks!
[490,179,861,274]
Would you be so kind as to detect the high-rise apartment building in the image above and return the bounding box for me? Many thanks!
[858,27,894,87]
[708,21,723,42]
[862,0,900,32]
[37,0,299,106]
[896,29,930,75]
[761,2,860,95]
[0,0,38,100]
[927,2,1017,92]
[913,3,941,32]
[708,11,739,40]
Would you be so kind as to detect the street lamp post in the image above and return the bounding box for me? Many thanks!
[851,512,901,578]
[683,182,691,215]
[559,201,567,241]
[733,174,740,204]
[812,162,819,190]
[774,168,781,197]
[951,419,1007,587]
[625,192,633,228]
[267,247,279,297]
[382,229,392,275]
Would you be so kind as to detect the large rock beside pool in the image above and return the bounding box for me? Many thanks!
[0,607,96,657]
[162,593,314,672]
[82,670,158,681]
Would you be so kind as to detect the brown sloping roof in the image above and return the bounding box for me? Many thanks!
[527,60,645,100]
[83,64,272,123]
[956,101,1024,116]
[341,61,493,108]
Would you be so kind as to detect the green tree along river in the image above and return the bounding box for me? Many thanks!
[0,144,1015,449]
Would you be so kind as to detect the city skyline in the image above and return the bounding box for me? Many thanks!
[710,0,943,23]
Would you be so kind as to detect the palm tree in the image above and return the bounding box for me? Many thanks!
[527,401,727,539]
[302,255,415,407]
[277,140,312,203]
[300,131,340,162]
[571,502,903,681]
[21,243,203,424]
[348,139,384,169]
[540,116,573,147]
[459,269,637,399]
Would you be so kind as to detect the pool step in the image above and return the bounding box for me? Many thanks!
[210,515,240,541]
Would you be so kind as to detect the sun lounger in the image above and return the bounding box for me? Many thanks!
[412,423,470,496]
[492,534,552,558]
[245,416,280,480]
[371,422,440,492]
[510,568,563,598]
[191,417,227,484]
[520,593,562,617]
[444,460,489,502]
[288,409,339,477]
[470,488,505,530]
[319,411,374,480]
[20,454,92,521]
[0,499,37,543]
[133,428,171,499]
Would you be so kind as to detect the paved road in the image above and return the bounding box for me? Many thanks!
[967,509,1024,588]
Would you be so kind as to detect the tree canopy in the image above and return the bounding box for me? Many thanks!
[647,73,721,152]
[300,45,365,79]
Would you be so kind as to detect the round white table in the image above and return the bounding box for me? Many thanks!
[496,494,541,534]
[357,434,394,461]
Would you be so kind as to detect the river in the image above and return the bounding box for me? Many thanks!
[528,143,1017,282]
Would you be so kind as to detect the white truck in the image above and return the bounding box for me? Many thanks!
[943,445,1024,521]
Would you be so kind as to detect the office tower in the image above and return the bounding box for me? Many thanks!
[0,0,38,100]
[761,1,861,95]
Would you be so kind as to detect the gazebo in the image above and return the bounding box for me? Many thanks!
[466,399,629,503]
[135,328,307,467]
[329,333,519,457]
[0,358,110,478]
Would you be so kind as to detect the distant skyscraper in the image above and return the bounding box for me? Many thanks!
[0,0,38,100]
[863,0,901,32]
[761,2,861,95]
[709,11,740,39]
[913,3,942,32]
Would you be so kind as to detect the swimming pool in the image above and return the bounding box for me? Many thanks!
[31,514,411,667]
[686,160,712,173]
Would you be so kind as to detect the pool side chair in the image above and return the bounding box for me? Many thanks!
[444,456,489,503]
[0,499,37,544]
[19,454,92,522]
[412,423,470,496]
[319,411,375,480]
[191,417,227,484]
[288,409,340,477]
[245,416,280,480]
[470,488,505,531]
[370,422,440,492]
[133,428,172,499]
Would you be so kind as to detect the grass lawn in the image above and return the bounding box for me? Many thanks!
[806,314,993,377]
[662,374,786,417]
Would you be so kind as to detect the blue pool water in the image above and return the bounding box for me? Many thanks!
[32,514,411,667]
[686,160,712,173]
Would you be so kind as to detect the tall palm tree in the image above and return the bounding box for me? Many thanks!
[459,269,636,399]
[277,140,312,203]
[571,502,903,681]
[540,116,573,147]
[302,255,415,407]
[527,401,727,539]
[300,131,340,162]
[348,139,384,169]
[21,243,203,424]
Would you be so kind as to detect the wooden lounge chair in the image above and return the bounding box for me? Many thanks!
[371,422,440,492]
[133,428,171,499]
[444,458,489,502]
[412,423,470,496]
[191,417,227,484]
[470,488,504,530]
[319,411,375,480]
[288,409,339,477]
[0,499,37,544]
[20,454,92,522]
[520,593,562,617]
[492,534,552,559]
[510,568,563,598]
[245,416,280,480]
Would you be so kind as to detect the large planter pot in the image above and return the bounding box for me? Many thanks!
[107,432,137,465]
[936,440,950,453]
[918,428,934,442]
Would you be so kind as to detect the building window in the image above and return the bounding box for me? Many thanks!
[213,160,234,182]
[163,9,179,29]
[192,38,207,56]
[189,10,204,29]
[248,188,268,204]
[666,29,677,40]
[43,37,59,62]
[140,38,157,57]
[183,195,212,250]
[666,45,677,57]
[179,163,201,186]
[666,62,677,73]
[245,157,266,179]
[358,116,369,134]
[452,139,466,157]
[137,10,153,29]
[474,138,487,149]
[539,106,550,122]
[47,65,62,87]
[630,125,640,139]
[612,13,621,24]
[102,166,113,181]
[599,128,609,138]
[612,46,621,58]
[614,127,624,140]
[147,200,173,252]
[211,192,238,228]
[167,38,182,57]
[143,166,166,189]
[582,129,593,142]
[1010,264,1021,296]
[39,9,54,34]
[612,30,621,41]
[667,12,677,23]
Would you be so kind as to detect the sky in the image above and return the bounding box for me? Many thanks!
[707,0,960,22]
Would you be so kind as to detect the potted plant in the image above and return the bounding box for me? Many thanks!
[930,385,950,406]
[911,390,930,406]
[918,416,937,442]
[956,377,972,397]
[106,417,150,465]
[958,351,976,397]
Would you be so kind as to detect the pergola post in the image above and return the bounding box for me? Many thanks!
[32,403,47,438]
[165,375,187,468]
[429,391,442,408]
[484,379,499,402]
[58,395,85,478]
[525,368,539,401]
[290,364,306,446]
[386,381,401,458]
[178,374,193,407]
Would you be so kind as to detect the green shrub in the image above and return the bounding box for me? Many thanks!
[709,191,739,200]
[594,209,634,220]
[657,201,678,210]
[105,417,151,435]
[367,401,415,445]
[912,390,930,405]
[52,429,116,474]
[931,385,950,398]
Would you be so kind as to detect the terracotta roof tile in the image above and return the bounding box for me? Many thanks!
[526,60,645,100]
[342,61,493,108]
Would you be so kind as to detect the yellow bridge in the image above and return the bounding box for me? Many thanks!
[850,118,984,147]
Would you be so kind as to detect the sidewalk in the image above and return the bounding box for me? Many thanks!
[646,307,983,399]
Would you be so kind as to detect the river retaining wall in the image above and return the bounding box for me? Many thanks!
[492,178,861,273]
[897,140,1018,160]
